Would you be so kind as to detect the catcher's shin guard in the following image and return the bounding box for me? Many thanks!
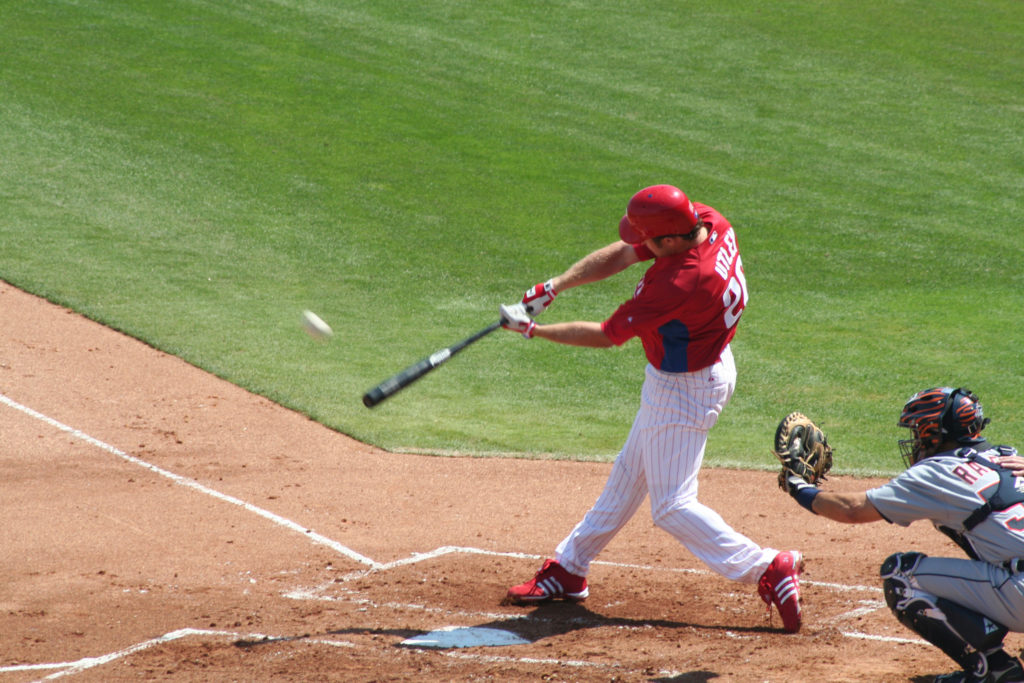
[881,552,1009,673]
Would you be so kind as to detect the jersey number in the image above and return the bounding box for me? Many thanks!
[721,256,748,329]
[1001,503,1024,534]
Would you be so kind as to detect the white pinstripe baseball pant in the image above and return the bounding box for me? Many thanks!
[555,346,776,584]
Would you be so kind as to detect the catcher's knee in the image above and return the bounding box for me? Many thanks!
[880,552,1008,661]
[880,552,927,627]
[880,552,926,601]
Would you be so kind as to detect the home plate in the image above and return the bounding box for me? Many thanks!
[401,626,529,649]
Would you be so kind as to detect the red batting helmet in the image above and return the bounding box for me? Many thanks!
[618,184,701,244]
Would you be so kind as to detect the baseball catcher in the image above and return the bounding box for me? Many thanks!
[776,388,1024,683]
[772,411,833,490]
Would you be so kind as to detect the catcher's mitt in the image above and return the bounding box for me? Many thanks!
[772,412,833,490]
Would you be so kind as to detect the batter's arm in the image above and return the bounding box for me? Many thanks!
[532,321,615,348]
[811,491,884,524]
[550,241,640,293]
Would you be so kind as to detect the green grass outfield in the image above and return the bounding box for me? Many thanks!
[2,0,1021,475]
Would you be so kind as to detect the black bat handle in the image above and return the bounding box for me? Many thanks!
[449,319,503,352]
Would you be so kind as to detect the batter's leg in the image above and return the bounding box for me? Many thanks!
[640,350,773,583]
[653,498,775,582]
[554,418,648,576]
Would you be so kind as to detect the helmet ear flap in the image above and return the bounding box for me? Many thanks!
[938,388,960,438]
[940,388,990,442]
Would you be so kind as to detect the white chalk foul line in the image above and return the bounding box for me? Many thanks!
[290,545,884,598]
[0,628,355,682]
[841,630,924,645]
[0,392,378,568]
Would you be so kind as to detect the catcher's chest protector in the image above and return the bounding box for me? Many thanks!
[961,448,1024,531]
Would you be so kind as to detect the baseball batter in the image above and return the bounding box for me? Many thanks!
[498,184,804,633]
[783,387,1024,683]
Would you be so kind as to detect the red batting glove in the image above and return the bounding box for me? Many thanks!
[500,303,537,339]
[521,279,557,316]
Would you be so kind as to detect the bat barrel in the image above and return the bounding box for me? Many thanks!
[362,387,387,408]
[361,320,502,408]
[362,357,433,408]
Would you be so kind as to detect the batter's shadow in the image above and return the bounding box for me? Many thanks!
[484,601,782,643]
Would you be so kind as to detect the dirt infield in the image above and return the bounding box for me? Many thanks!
[2,283,1020,682]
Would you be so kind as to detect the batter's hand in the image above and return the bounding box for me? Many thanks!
[522,279,557,316]
[500,303,537,339]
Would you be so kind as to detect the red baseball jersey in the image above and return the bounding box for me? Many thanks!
[601,203,748,372]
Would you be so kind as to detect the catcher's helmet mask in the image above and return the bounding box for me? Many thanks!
[898,387,990,467]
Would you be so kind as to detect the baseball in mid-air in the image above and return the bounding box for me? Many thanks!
[301,310,333,340]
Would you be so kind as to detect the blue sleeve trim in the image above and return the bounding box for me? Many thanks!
[794,485,820,514]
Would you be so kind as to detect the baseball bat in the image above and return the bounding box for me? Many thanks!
[362,320,503,408]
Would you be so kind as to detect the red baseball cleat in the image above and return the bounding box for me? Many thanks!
[757,550,804,633]
[504,559,589,605]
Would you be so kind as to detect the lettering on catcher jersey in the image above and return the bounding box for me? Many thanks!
[952,460,991,485]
